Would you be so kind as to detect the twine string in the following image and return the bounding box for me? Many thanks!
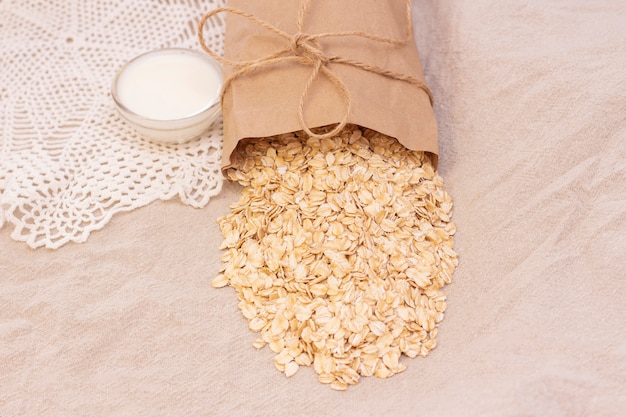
[198,0,433,139]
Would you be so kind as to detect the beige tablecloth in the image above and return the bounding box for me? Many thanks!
[1,0,625,416]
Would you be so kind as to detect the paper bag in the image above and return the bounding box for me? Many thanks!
[214,0,438,169]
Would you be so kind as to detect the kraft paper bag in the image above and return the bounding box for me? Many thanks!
[200,0,438,170]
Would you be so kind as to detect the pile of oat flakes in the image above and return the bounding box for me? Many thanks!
[213,125,457,390]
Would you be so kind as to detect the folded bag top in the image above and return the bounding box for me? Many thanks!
[198,0,438,170]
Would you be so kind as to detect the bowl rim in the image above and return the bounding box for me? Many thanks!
[111,47,223,126]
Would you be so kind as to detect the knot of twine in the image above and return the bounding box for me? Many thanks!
[198,0,433,139]
[290,32,327,65]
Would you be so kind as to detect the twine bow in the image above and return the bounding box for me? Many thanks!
[198,0,433,139]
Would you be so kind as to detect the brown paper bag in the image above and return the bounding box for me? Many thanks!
[203,0,438,170]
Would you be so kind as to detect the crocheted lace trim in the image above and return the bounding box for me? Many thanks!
[0,0,226,248]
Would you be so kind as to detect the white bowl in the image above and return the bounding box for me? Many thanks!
[111,48,223,144]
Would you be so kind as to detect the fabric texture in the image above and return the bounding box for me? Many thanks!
[0,0,225,249]
[1,0,625,416]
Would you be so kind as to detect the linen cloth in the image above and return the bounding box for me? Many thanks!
[1,0,625,416]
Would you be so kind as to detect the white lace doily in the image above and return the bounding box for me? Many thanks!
[0,0,226,249]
